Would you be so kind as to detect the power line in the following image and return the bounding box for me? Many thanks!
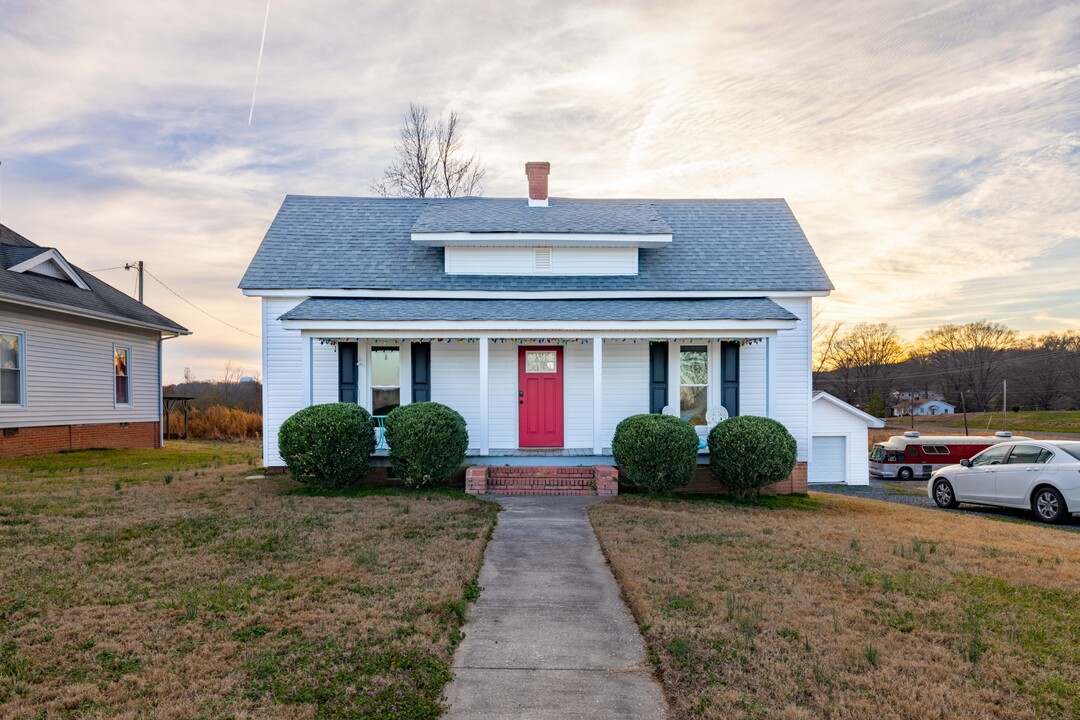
[143,268,260,339]
[88,265,126,273]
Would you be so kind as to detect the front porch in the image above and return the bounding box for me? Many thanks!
[301,334,776,462]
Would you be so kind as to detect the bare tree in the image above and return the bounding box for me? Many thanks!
[222,360,243,405]
[183,367,196,384]
[822,322,907,406]
[812,307,845,373]
[913,321,1016,412]
[372,103,485,198]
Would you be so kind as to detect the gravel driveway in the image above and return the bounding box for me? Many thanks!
[813,476,1080,533]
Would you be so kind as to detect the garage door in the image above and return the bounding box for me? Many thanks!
[810,436,846,484]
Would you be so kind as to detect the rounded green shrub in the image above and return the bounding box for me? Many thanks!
[708,415,797,498]
[611,413,700,493]
[384,402,469,487]
[278,403,376,487]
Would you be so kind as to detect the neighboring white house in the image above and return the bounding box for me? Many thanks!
[892,398,956,417]
[0,224,189,458]
[240,163,834,491]
[809,391,885,486]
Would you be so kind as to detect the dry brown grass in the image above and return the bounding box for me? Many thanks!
[168,406,263,441]
[0,441,497,719]
[590,494,1080,720]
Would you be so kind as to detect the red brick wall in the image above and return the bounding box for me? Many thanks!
[0,421,160,458]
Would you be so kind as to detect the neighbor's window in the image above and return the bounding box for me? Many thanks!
[371,347,400,416]
[1,332,23,406]
[114,346,131,405]
[525,350,557,373]
[679,346,708,425]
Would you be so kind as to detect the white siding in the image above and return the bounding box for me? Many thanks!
[0,301,161,428]
[812,397,871,485]
[263,297,305,466]
[487,343,517,448]
[771,297,812,462]
[312,340,338,405]
[739,341,767,416]
[601,341,650,445]
[564,343,594,448]
[430,343,481,448]
[444,246,638,276]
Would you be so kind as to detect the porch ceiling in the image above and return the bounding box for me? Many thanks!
[278,297,797,324]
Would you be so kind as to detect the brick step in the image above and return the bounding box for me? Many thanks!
[487,468,593,477]
[487,487,597,496]
[488,476,594,485]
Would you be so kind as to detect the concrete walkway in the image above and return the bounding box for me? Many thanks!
[444,496,667,720]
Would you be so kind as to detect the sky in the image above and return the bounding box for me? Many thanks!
[1,0,1078,384]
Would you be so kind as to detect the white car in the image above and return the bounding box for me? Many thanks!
[928,440,1080,524]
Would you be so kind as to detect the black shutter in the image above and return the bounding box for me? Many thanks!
[411,342,431,403]
[338,342,359,403]
[649,341,668,414]
[720,341,739,417]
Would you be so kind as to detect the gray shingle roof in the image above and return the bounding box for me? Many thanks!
[1,225,189,334]
[239,195,832,293]
[279,297,797,323]
[411,198,672,234]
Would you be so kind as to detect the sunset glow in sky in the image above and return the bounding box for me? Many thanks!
[2,0,1078,382]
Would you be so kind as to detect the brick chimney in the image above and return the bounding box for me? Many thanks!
[525,162,550,207]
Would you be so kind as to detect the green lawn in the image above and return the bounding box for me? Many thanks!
[591,493,1080,720]
[0,441,498,719]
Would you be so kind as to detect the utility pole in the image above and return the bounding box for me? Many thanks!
[961,390,969,436]
[125,261,144,303]
[1002,378,1007,432]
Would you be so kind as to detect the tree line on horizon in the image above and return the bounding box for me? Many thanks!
[813,318,1080,416]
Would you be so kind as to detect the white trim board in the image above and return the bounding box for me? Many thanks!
[286,321,793,334]
[411,231,672,248]
[244,289,831,300]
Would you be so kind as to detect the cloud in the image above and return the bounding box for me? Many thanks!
[0,0,1078,380]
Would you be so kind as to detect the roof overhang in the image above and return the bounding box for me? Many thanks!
[410,231,673,248]
[813,391,885,427]
[0,292,191,336]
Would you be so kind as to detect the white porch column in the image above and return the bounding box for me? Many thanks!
[479,336,490,455]
[592,336,603,454]
[301,336,313,407]
[765,335,776,418]
[667,342,680,412]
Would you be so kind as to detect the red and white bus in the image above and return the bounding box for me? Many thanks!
[869,431,1030,480]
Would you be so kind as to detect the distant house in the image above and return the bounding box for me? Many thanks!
[892,398,955,417]
[1,224,188,458]
[240,162,833,493]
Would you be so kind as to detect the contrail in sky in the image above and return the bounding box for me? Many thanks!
[249,0,272,126]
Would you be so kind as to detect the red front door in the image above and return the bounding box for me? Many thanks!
[518,346,564,447]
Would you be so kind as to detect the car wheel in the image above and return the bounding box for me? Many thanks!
[1032,486,1068,524]
[933,479,959,509]
[897,467,914,481]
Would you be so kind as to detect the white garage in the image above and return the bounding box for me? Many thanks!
[810,391,885,486]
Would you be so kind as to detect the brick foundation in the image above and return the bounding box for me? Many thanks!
[653,461,809,495]
[0,421,161,458]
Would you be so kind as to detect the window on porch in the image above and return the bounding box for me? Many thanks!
[371,347,400,416]
[679,345,707,425]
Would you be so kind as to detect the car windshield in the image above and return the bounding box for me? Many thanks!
[1057,443,1080,461]
[870,446,886,461]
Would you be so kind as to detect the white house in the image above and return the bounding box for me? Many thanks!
[240,163,833,492]
[810,391,885,486]
[892,398,956,417]
[1,224,189,458]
